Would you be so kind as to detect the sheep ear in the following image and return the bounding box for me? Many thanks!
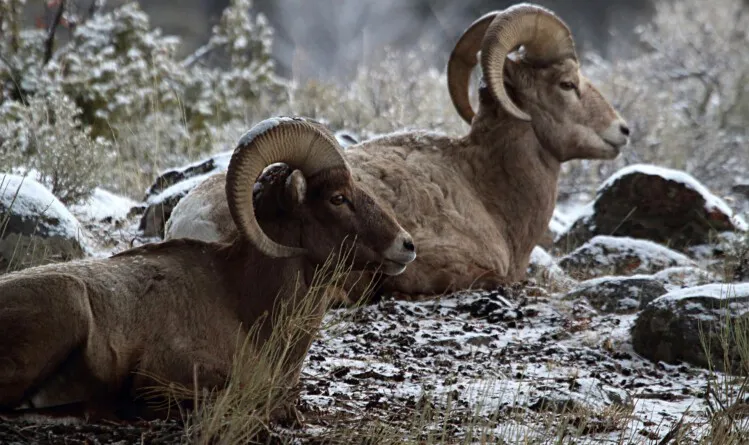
[502,58,522,89]
[285,169,307,208]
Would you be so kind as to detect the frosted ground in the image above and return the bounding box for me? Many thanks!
[3,161,747,444]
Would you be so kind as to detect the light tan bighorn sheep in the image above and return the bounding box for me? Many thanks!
[164,3,629,301]
[0,117,416,422]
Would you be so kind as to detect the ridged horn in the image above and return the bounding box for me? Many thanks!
[481,3,577,122]
[447,12,498,124]
[225,117,347,258]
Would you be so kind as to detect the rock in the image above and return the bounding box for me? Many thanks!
[0,174,85,272]
[558,235,696,281]
[563,276,668,314]
[139,151,232,237]
[650,266,719,289]
[556,164,748,253]
[527,246,576,290]
[732,183,749,198]
[632,283,749,373]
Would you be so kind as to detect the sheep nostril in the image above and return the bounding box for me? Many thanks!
[620,124,630,137]
[403,239,415,252]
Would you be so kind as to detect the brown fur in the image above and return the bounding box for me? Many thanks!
[0,165,413,421]
[166,55,627,301]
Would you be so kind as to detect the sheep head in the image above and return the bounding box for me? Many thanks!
[447,3,630,162]
[226,117,416,275]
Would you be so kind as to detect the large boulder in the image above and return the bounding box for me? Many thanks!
[632,283,749,373]
[0,174,85,272]
[558,235,696,281]
[139,151,231,237]
[556,164,747,253]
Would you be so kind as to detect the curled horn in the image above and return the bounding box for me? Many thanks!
[226,117,347,258]
[447,4,577,123]
[447,12,498,124]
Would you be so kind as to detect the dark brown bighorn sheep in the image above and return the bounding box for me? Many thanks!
[0,117,416,421]
[165,3,629,301]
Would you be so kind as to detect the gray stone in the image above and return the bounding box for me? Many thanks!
[558,235,696,281]
[632,283,749,373]
[0,174,85,273]
[563,276,668,314]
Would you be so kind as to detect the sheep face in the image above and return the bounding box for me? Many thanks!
[448,4,630,163]
[499,57,629,162]
[282,166,416,276]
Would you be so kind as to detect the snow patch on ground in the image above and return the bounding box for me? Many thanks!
[71,187,138,223]
[299,290,717,443]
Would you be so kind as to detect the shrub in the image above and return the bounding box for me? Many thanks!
[0,90,111,204]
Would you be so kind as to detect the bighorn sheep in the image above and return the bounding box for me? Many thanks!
[0,117,416,421]
[164,3,629,300]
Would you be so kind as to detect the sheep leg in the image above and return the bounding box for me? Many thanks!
[130,343,233,413]
[0,275,90,409]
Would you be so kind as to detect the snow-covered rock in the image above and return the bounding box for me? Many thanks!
[140,150,232,237]
[632,283,749,373]
[563,276,668,314]
[651,266,719,289]
[527,245,576,289]
[0,174,85,272]
[556,164,747,253]
[558,235,696,281]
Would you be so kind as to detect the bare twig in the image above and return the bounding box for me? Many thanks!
[87,0,106,19]
[43,0,67,66]
[181,38,226,69]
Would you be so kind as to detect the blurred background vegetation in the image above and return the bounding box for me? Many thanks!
[1,0,748,206]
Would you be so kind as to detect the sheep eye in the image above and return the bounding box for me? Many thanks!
[330,194,346,206]
[559,81,576,91]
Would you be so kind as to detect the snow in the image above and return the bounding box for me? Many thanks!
[236,116,297,149]
[70,187,138,223]
[154,150,233,179]
[146,171,219,205]
[599,163,749,231]
[301,291,719,443]
[651,266,718,289]
[568,234,696,267]
[654,282,749,304]
[0,174,82,239]
[553,200,595,237]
